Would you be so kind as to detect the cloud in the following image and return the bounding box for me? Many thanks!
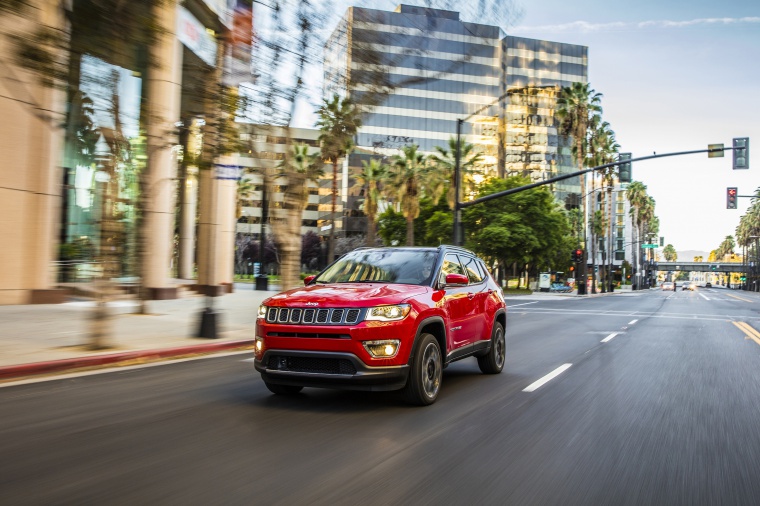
[511,16,760,34]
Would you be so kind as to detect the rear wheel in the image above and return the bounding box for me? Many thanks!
[264,381,303,395]
[402,333,442,406]
[477,322,505,374]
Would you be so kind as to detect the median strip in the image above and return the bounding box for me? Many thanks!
[523,363,572,392]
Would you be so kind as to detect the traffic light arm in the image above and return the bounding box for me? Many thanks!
[459,147,717,209]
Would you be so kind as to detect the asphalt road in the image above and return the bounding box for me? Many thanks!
[2,287,760,505]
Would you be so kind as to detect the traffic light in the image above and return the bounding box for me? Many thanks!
[727,187,738,209]
[618,153,632,183]
[572,249,583,263]
[733,138,749,170]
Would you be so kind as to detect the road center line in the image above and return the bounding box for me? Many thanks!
[725,293,753,303]
[601,332,619,343]
[628,319,638,325]
[699,293,710,301]
[733,321,760,347]
[523,363,572,392]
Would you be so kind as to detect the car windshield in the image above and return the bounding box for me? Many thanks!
[315,249,438,285]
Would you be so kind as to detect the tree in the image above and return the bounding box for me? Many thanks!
[377,206,407,247]
[556,82,603,291]
[271,143,323,289]
[716,235,736,261]
[663,244,677,262]
[352,158,388,247]
[316,94,362,262]
[463,176,573,287]
[626,181,648,287]
[428,137,484,209]
[388,144,432,246]
[588,119,619,291]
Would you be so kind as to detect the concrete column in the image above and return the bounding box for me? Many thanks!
[178,167,198,280]
[143,0,182,299]
[197,165,237,295]
[0,1,67,305]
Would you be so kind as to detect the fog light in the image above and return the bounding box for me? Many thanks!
[363,340,400,358]
[254,337,264,358]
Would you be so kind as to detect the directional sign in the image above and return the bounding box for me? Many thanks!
[642,244,658,248]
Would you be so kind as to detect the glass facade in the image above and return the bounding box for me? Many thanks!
[324,5,588,201]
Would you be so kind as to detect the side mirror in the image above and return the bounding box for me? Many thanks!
[303,275,316,285]
[444,273,469,286]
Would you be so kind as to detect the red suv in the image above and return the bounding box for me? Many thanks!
[253,246,507,405]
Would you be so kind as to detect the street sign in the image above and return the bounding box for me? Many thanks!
[707,144,724,158]
[642,244,658,248]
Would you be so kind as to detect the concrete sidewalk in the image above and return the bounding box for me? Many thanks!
[0,285,274,381]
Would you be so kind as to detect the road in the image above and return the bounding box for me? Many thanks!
[2,287,760,505]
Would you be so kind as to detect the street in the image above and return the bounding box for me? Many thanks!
[2,288,760,505]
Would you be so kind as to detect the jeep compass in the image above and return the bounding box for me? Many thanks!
[253,246,507,405]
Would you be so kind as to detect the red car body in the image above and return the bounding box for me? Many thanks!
[253,246,507,405]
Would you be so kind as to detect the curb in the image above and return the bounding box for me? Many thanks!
[0,339,255,381]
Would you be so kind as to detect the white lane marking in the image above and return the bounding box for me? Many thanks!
[601,332,619,343]
[523,363,572,392]
[699,293,710,300]
[0,350,253,388]
[508,301,539,308]
[628,319,638,325]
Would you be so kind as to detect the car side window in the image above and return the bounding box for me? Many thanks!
[462,255,484,284]
[476,260,490,281]
[439,253,466,285]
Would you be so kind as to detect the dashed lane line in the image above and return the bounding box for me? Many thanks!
[523,363,572,392]
[601,332,619,343]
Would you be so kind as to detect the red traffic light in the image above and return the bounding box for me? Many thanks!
[727,187,738,209]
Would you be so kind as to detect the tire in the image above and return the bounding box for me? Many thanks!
[402,333,443,406]
[477,322,505,374]
[264,381,303,395]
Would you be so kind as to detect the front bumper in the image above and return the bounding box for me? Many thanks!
[254,350,410,392]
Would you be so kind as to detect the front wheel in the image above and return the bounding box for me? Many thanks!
[402,333,442,406]
[477,322,505,374]
[264,381,303,395]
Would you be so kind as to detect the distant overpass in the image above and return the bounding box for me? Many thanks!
[656,262,745,273]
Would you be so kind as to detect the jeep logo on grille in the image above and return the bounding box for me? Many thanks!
[305,302,319,306]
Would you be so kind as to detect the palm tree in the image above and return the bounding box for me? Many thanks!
[557,82,603,291]
[388,144,430,246]
[428,137,484,209]
[352,158,388,246]
[588,120,619,291]
[273,143,324,289]
[663,244,677,262]
[626,181,648,288]
[316,94,362,263]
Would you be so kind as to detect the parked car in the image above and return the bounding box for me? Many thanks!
[705,282,712,288]
[253,246,507,405]
[662,282,674,291]
[550,282,573,293]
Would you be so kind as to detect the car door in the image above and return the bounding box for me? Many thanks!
[460,254,488,341]
[438,253,479,349]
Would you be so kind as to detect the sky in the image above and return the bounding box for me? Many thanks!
[289,0,760,254]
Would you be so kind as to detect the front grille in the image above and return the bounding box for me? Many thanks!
[264,307,364,326]
[267,355,357,375]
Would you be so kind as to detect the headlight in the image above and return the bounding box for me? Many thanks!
[364,304,411,321]
[363,340,400,358]
[257,305,267,319]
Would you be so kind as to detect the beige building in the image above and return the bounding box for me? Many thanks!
[0,0,249,304]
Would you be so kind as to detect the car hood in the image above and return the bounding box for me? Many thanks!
[264,283,429,307]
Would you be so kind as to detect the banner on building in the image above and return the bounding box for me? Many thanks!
[224,0,254,86]
[177,6,218,67]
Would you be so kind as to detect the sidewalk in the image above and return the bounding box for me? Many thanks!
[0,285,274,381]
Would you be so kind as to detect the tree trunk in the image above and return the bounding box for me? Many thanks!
[406,215,414,246]
[366,212,375,246]
[328,160,338,263]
